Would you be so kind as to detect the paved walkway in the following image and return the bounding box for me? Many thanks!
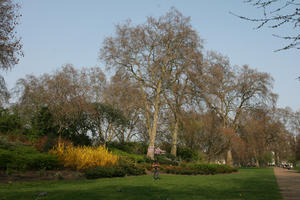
[274,167,300,200]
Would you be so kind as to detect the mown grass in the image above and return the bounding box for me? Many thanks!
[0,168,281,200]
[293,166,300,172]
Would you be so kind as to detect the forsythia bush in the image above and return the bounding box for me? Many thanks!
[50,142,118,170]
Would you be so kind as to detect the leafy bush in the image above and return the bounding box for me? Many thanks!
[107,142,147,155]
[84,159,145,179]
[177,147,199,162]
[118,158,146,176]
[84,166,126,179]
[0,145,58,170]
[155,155,179,166]
[0,108,22,134]
[161,164,237,175]
[110,148,146,163]
[50,142,119,170]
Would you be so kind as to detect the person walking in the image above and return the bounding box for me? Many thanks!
[152,160,160,180]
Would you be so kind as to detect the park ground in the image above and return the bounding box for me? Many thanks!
[0,168,282,200]
[274,167,300,200]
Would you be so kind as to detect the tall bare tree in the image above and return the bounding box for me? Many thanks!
[100,8,203,159]
[190,51,275,165]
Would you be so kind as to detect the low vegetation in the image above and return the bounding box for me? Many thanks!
[0,168,282,200]
[161,164,237,175]
[0,137,58,172]
[50,142,118,170]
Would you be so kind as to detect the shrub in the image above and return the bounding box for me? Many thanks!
[155,155,179,166]
[0,145,58,170]
[161,164,237,175]
[177,147,198,162]
[50,142,119,170]
[85,158,146,179]
[118,158,146,176]
[84,166,126,179]
[107,142,147,155]
[110,148,146,163]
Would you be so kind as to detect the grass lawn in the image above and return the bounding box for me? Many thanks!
[0,168,281,200]
[293,166,300,172]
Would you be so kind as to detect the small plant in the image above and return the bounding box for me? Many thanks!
[39,167,46,177]
[5,167,14,176]
[55,171,64,180]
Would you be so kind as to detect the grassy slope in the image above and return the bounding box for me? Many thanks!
[0,168,281,200]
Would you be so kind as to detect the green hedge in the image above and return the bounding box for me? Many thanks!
[161,164,237,175]
[0,145,58,171]
[84,159,146,179]
[85,166,126,179]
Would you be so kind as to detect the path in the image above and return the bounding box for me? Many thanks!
[274,167,300,200]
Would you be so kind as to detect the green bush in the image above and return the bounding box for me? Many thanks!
[177,147,198,162]
[84,166,126,179]
[107,142,147,155]
[110,148,146,163]
[155,155,179,166]
[118,158,146,176]
[84,158,146,179]
[0,141,58,170]
[161,164,237,175]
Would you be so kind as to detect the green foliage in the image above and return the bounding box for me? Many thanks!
[0,108,21,134]
[261,152,274,165]
[84,166,126,179]
[67,133,92,146]
[161,163,237,175]
[90,103,129,141]
[31,106,57,137]
[155,154,179,166]
[110,148,146,163]
[0,137,58,170]
[293,166,300,173]
[177,147,199,162]
[84,158,145,179]
[117,158,146,176]
[107,141,147,155]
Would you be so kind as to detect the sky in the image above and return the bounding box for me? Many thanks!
[3,0,300,111]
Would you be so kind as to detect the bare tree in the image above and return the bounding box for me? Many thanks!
[231,0,300,51]
[190,51,275,165]
[0,0,23,105]
[100,8,203,159]
[14,64,106,136]
[103,72,142,142]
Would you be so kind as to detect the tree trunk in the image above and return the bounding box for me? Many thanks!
[226,149,233,166]
[147,106,160,159]
[170,120,179,157]
[146,81,161,159]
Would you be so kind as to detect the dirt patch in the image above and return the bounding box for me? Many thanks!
[0,170,85,184]
[274,167,300,200]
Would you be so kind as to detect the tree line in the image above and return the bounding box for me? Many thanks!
[1,7,300,166]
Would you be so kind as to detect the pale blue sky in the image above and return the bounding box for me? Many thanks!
[4,0,300,111]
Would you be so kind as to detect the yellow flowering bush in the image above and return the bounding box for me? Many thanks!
[50,142,119,170]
